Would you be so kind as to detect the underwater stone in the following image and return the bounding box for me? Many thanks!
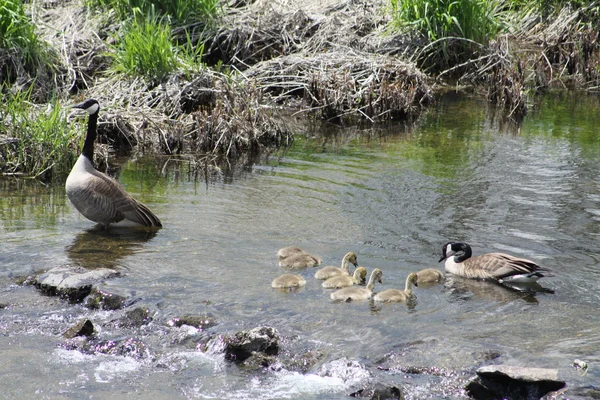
[107,307,153,329]
[223,326,279,362]
[34,264,120,303]
[466,365,566,400]
[168,314,217,330]
[350,383,404,400]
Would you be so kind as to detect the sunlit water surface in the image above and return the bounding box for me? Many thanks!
[1,92,600,399]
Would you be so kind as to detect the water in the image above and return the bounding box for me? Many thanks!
[1,92,600,399]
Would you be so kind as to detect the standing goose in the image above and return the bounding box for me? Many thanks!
[438,242,552,283]
[415,268,445,284]
[322,266,367,289]
[314,252,358,280]
[373,272,418,302]
[66,99,162,229]
[330,268,383,301]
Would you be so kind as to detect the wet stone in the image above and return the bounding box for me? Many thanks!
[223,326,279,362]
[85,288,127,310]
[63,319,95,339]
[107,307,153,329]
[350,383,405,400]
[466,365,566,400]
[34,264,120,303]
[168,314,217,330]
[82,337,151,359]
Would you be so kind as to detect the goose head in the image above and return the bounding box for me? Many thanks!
[73,98,100,115]
[354,266,367,283]
[343,252,359,269]
[405,272,418,295]
[438,242,470,263]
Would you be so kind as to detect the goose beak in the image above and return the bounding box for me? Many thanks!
[438,255,447,262]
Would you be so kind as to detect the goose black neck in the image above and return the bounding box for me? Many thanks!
[455,243,472,263]
[81,111,98,162]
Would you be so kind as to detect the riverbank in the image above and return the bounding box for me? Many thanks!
[2,0,599,179]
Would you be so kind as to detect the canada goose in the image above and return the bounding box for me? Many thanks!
[373,272,418,302]
[66,99,162,229]
[438,242,552,283]
[277,246,304,261]
[271,273,306,289]
[322,266,367,289]
[330,268,382,301]
[278,249,322,269]
[314,252,358,280]
[415,268,445,283]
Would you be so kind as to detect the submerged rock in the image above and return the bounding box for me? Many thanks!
[350,383,404,400]
[223,326,279,362]
[466,365,566,400]
[168,314,217,330]
[34,264,120,303]
[85,288,128,310]
[63,319,95,339]
[106,307,153,329]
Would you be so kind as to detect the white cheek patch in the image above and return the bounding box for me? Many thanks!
[86,103,99,115]
[445,243,453,255]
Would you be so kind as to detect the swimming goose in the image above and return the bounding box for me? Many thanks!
[66,99,162,229]
[330,268,382,301]
[277,246,304,261]
[438,242,552,283]
[314,252,358,280]
[415,268,445,283]
[271,273,306,289]
[373,272,418,302]
[322,266,367,289]
[278,249,322,268]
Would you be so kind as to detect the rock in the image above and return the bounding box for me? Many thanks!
[107,307,153,329]
[34,264,120,303]
[85,288,127,310]
[63,319,95,338]
[69,337,151,359]
[168,314,217,330]
[350,383,404,400]
[466,365,566,400]
[0,303,8,309]
[223,326,279,362]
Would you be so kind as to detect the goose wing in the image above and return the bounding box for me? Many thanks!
[92,171,162,228]
[465,253,543,280]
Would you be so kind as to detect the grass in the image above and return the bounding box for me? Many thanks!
[86,0,220,24]
[0,0,52,74]
[111,15,205,82]
[389,0,507,70]
[0,89,79,181]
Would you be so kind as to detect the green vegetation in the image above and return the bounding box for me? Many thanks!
[112,17,178,81]
[111,15,205,81]
[389,0,507,69]
[0,90,79,181]
[86,0,220,24]
[0,0,51,73]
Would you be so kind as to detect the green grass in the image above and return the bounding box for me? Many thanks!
[0,0,51,73]
[111,15,205,82]
[112,17,178,81]
[0,90,79,181]
[86,0,220,23]
[389,0,507,70]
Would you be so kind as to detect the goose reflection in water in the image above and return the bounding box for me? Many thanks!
[65,228,157,269]
[444,275,554,305]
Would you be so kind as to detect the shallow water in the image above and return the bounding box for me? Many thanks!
[1,92,600,399]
